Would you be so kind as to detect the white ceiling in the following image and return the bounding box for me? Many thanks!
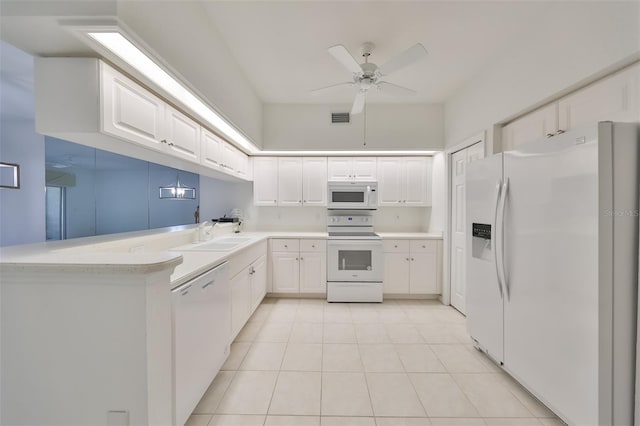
[201,1,550,104]
[0,1,599,109]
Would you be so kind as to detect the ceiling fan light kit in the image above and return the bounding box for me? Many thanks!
[312,41,428,115]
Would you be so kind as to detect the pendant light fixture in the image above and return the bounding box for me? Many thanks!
[159,172,196,200]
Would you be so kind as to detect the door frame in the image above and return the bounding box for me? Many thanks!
[441,131,485,307]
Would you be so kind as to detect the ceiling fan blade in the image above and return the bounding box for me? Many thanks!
[377,43,428,76]
[310,82,354,96]
[350,91,366,115]
[328,44,362,75]
[376,81,417,96]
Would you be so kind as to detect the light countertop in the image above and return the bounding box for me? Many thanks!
[1,228,442,287]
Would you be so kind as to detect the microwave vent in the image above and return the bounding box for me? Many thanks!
[331,112,350,124]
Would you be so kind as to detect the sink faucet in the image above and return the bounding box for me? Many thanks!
[197,221,215,242]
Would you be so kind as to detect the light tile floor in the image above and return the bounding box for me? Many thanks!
[187,298,564,426]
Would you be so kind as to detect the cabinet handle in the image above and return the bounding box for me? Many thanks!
[284,245,288,248]
[168,142,174,147]
[422,245,426,248]
[202,280,214,289]
[546,133,555,138]
[394,245,398,248]
[406,257,410,261]
[312,245,315,248]
[296,257,299,261]
[161,139,167,144]
[411,257,415,261]
[555,129,565,135]
[300,257,304,261]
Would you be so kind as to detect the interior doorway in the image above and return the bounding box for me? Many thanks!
[448,138,484,314]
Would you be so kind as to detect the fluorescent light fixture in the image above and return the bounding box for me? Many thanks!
[87,31,258,154]
[256,150,441,156]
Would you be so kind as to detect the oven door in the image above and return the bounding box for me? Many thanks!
[327,239,383,282]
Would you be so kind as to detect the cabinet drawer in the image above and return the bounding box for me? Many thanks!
[410,240,437,253]
[383,240,410,253]
[271,239,300,252]
[300,239,326,252]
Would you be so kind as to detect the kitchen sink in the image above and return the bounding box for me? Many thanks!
[181,236,253,251]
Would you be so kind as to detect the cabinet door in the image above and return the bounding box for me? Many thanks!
[221,142,238,172]
[253,157,278,206]
[353,157,377,180]
[377,158,403,205]
[101,63,164,150]
[230,269,251,339]
[327,157,352,180]
[403,157,430,206]
[277,157,303,206]
[200,128,223,170]
[299,251,326,293]
[409,252,438,294]
[383,253,410,293]
[250,255,267,312]
[271,252,300,293]
[302,157,327,206]
[501,103,558,151]
[558,63,640,132]
[165,105,200,162]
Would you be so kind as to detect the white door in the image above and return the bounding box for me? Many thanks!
[252,157,278,206]
[450,142,484,314]
[101,63,164,150]
[404,157,430,206]
[410,252,438,294]
[271,252,300,293]
[278,157,303,206]
[383,253,410,293]
[200,128,223,170]
[376,158,402,205]
[165,105,200,163]
[327,157,352,180]
[352,157,377,180]
[302,157,327,206]
[299,252,326,293]
[250,255,267,312]
[230,269,251,339]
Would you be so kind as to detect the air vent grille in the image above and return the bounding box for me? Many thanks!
[331,112,350,124]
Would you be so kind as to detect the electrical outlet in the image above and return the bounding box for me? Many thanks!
[107,410,129,426]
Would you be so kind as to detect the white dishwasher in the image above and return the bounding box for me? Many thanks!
[172,262,230,426]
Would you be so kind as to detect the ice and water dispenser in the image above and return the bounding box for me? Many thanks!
[471,223,492,261]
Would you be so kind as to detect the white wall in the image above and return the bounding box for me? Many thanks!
[444,1,640,150]
[263,103,444,150]
[198,177,253,223]
[117,1,264,147]
[0,42,45,247]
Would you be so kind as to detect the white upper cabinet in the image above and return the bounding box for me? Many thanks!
[558,62,640,131]
[328,157,377,181]
[101,62,165,151]
[200,128,224,171]
[164,105,200,162]
[302,157,327,206]
[36,58,252,182]
[377,157,432,206]
[278,157,303,206]
[252,157,278,206]
[502,62,640,151]
[501,104,558,151]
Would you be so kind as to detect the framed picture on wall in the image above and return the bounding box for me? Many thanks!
[0,162,20,189]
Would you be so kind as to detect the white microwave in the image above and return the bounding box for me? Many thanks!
[327,181,378,210]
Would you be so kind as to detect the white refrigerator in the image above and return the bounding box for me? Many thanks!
[466,122,638,425]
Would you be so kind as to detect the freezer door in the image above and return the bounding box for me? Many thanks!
[465,153,504,364]
[502,125,599,425]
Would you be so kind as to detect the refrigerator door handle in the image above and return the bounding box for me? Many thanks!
[493,180,504,298]
[497,178,509,299]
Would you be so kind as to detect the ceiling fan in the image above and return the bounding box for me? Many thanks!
[312,42,428,115]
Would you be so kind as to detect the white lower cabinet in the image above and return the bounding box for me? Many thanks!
[230,243,268,340]
[383,239,441,295]
[271,239,326,294]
